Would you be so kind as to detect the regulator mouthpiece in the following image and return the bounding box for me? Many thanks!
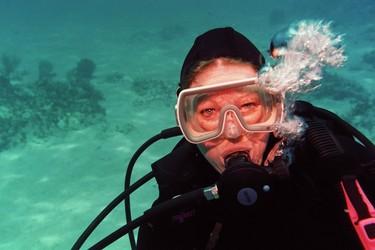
[217,154,275,221]
[225,152,249,168]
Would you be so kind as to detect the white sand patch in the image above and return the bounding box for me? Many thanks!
[0,173,24,180]
[32,201,55,210]
[39,235,63,248]
[1,152,23,161]
[13,196,31,205]
[60,199,93,215]
[30,213,49,224]
[115,146,132,154]
[37,176,50,183]
[49,143,79,151]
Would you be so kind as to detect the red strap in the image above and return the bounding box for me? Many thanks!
[341,176,375,249]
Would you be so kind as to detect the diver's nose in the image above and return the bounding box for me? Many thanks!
[223,113,242,139]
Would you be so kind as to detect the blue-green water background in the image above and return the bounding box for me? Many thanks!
[1,0,374,249]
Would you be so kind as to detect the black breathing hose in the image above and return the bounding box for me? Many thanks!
[72,127,181,250]
[89,187,210,249]
[124,127,182,250]
[71,172,154,250]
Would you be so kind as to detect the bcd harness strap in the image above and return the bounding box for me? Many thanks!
[293,101,375,249]
[341,175,375,250]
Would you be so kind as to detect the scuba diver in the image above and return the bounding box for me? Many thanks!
[136,26,375,250]
[73,22,375,250]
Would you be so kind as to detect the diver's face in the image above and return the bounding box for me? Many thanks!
[189,61,270,173]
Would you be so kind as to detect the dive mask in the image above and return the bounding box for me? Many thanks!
[176,77,284,144]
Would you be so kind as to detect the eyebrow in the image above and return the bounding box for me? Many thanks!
[193,94,209,110]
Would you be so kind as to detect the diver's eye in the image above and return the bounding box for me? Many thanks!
[240,102,257,112]
[200,108,216,118]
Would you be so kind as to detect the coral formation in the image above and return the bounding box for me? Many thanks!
[67,58,96,83]
[0,56,106,152]
[1,54,21,80]
[304,71,375,132]
[38,60,56,82]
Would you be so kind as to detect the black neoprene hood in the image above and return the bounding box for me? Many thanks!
[179,27,265,90]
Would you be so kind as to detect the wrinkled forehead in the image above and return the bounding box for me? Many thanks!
[189,61,258,88]
[194,85,263,103]
[186,77,258,92]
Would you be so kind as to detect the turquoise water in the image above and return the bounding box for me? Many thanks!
[0,0,374,249]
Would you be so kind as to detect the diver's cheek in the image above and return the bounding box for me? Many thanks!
[246,133,270,165]
[200,137,224,149]
[249,148,265,165]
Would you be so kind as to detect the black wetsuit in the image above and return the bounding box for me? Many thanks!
[137,102,375,250]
